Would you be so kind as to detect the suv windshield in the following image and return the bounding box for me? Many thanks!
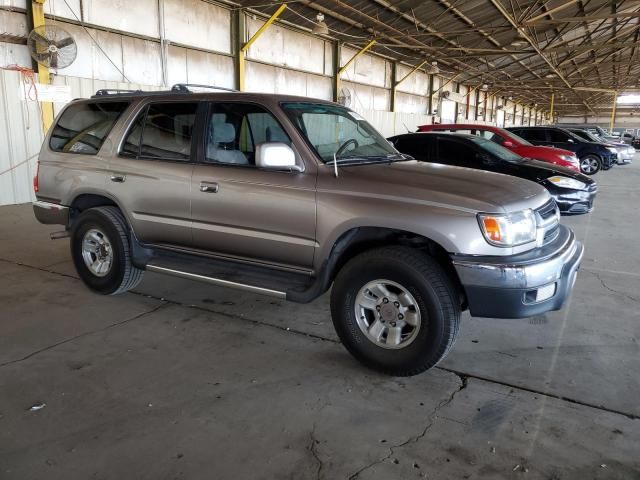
[281,102,399,163]
[469,136,524,163]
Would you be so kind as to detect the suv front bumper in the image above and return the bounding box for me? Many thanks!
[452,225,583,318]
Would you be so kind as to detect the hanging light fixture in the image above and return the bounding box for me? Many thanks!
[312,13,329,35]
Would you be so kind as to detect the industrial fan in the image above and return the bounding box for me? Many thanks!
[27,25,77,69]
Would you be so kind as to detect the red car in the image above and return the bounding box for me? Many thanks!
[417,124,581,172]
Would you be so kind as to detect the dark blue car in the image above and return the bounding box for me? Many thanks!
[507,126,616,176]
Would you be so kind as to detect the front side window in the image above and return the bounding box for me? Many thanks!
[281,102,398,164]
[121,102,197,161]
[205,103,291,166]
[50,101,129,154]
[549,129,572,143]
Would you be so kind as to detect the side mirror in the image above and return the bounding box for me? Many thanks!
[568,138,575,143]
[255,142,302,172]
[503,140,514,148]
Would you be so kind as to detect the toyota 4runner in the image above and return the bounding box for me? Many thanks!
[33,85,584,376]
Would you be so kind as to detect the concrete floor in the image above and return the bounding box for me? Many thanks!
[1,156,639,479]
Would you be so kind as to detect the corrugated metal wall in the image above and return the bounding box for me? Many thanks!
[0,69,42,205]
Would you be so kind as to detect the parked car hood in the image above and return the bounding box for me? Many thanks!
[328,160,549,214]
[519,158,596,185]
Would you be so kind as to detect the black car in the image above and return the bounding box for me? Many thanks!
[507,126,617,175]
[388,132,597,214]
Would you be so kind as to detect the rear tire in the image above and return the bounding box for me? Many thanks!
[579,154,601,175]
[330,246,461,376]
[71,206,144,295]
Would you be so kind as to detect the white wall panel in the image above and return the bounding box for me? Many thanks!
[245,61,331,100]
[247,17,325,75]
[396,63,429,95]
[356,109,431,138]
[57,24,124,82]
[0,10,27,36]
[395,92,427,114]
[44,0,81,20]
[0,0,26,7]
[340,46,389,88]
[83,0,159,38]
[342,80,389,111]
[122,37,162,85]
[0,42,30,67]
[164,0,231,53]
[183,49,234,89]
[0,69,43,206]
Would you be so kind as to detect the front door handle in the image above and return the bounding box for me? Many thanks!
[110,174,126,183]
[200,181,219,193]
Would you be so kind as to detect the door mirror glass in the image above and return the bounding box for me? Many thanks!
[256,142,301,171]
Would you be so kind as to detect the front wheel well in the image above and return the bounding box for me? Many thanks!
[326,227,467,309]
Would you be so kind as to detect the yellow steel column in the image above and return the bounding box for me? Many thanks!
[610,91,617,132]
[238,3,287,92]
[335,39,376,103]
[31,0,54,133]
[549,93,555,121]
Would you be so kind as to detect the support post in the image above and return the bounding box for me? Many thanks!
[610,91,617,132]
[30,0,54,133]
[391,60,426,113]
[237,3,286,92]
[550,93,555,120]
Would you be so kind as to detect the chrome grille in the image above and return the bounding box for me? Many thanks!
[535,199,560,246]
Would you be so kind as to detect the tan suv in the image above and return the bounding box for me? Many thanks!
[33,85,583,376]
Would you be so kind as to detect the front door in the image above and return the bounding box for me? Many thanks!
[108,101,199,247]
[190,102,317,269]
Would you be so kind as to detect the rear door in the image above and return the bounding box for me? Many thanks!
[108,101,199,247]
[547,129,578,151]
[190,101,317,269]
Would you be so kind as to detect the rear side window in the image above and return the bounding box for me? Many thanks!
[393,135,432,160]
[437,138,476,166]
[518,129,546,142]
[121,102,198,161]
[50,101,129,154]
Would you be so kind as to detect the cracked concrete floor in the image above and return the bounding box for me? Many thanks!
[1,156,639,479]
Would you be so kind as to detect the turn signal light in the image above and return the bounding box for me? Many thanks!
[481,217,501,242]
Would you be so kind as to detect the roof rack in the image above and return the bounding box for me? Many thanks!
[171,83,239,93]
[91,83,239,98]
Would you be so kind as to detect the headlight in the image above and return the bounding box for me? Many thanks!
[547,176,586,190]
[606,147,618,154]
[478,209,536,247]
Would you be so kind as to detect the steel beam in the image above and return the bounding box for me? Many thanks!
[30,0,54,133]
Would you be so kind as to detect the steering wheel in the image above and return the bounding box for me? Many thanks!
[335,138,359,157]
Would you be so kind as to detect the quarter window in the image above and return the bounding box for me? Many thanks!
[50,101,129,154]
[121,102,197,161]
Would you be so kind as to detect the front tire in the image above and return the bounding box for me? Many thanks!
[71,206,144,295]
[579,154,601,175]
[330,246,461,376]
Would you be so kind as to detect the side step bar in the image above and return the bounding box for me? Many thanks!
[146,264,287,299]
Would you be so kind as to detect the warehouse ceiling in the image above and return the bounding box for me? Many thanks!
[239,0,640,116]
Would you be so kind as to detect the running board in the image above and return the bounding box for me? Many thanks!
[146,264,287,299]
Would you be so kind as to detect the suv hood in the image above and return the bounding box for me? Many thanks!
[328,160,549,214]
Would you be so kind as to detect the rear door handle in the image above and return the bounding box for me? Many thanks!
[200,181,219,193]
[110,174,126,183]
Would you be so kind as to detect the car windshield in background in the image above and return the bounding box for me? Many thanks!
[281,102,399,163]
[469,137,524,162]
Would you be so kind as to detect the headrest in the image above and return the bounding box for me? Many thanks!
[212,123,235,144]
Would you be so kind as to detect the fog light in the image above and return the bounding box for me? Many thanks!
[535,283,556,302]
[524,283,557,304]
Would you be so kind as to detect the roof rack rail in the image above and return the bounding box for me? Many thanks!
[93,89,143,97]
[171,83,239,93]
